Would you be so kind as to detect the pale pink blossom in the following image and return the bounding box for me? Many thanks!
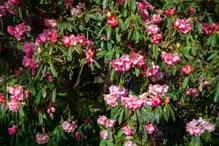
[174,18,192,34]
[122,125,134,137]
[36,133,50,144]
[182,65,195,76]
[121,95,145,110]
[100,131,109,140]
[186,88,200,98]
[146,123,156,134]
[61,121,78,133]
[147,24,160,35]
[109,85,129,97]
[112,55,133,72]
[152,34,163,44]
[85,48,95,64]
[125,141,137,146]
[44,19,57,29]
[7,101,24,112]
[148,84,169,97]
[131,52,146,68]
[97,116,107,125]
[143,62,160,77]
[104,94,119,107]
[36,29,58,45]
[151,14,162,24]
[161,51,181,66]
[47,107,56,114]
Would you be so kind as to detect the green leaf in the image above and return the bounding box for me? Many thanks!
[182,77,190,89]
[118,109,124,125]
[196,22,203,34]
[182,46,190,59]
[105,50,115,61]
[131,0,137,12]
[208,16,214,27]
[110,69,116,81]
[127,28,133,41]
[94,60,101,68]
[100,139,107,146]
[191,136,200,146]
[214,86,219,102]
[50,60,58,77]
[135,68,140,77]
[107,25,112,40]
[103,0,108,9]
[163,104,170,122]
[42,87,47,98]
[53,57,63,63]
[52,88,57,103]
[207,52,217,61]
[168,104,175,122]
[125,17,132,30]
[118,19,125,31]
[152,45,159,60]
[96,50,108,59]
[116,29,121,42]
[171,66,176,76]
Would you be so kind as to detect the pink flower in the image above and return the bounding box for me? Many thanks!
[36,133,50,145]
[23,56,37,70]
[61,121,78,133]
[8,0,20,5]
[0,94,6,104]
[149,84,169,97]
[64,0,74,8]
[213,24,219,32]
[107,15,118,27]
[85,48,95,64]
[122,125,134,136]
[8,125,18,135]
[47,107,56,114]
[146,123,156,134]
[104,94,119,107]
[125,141,137,146]
[62,36,70,47]
[147,24,160,35]
[121,95,145,110]
[112,55,133,72]
[44,19,57,29]
[97,116,107,125]
[152,96,163,107]
[4,1,18,15]
[109,85,129,97]
[8,85,30,101]
[7,101,24,112]
[151,14,162,24]
[15,69,22,78]
[24,42,36,57]
[0,6,7,18]
[150,71,164,82]
[189,8,195,15]
[186,118,215,136]
[143,62,160,77]
[7,23,30,40]
[186,88,200,98]
[47,75,53,82]
[174,18,192,34]
[36,29,58,45]
[152,34,163,44]
[100,131,109,140]
[165,7,176,18]
[161,51,181,66]
[75,132,81,141]
[131,52,146,68]
[202,23,214,36]
[104,119,117,128]
[182,65,195,76]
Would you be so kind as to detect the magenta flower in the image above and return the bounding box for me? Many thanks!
[8,125,18,135]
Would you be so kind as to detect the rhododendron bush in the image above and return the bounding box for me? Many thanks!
[0,0,219,145]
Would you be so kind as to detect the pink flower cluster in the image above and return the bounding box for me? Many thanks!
[3,0,20,15]
[148,84,169,97]
[107,15,119,27]
[186,88,200,98]
[137,2,154,20]
[62,35,94,48]
[61,121,78,133]
[8,125,18,135]
[165,7,176,18]
[186,117,215,136]
[44,19,57,29]
[97,115,116,128]
[100,130,109,140]
[202,23,215,36]
[7,23,30,40]
[22,42,37,70]
[36,29,58,45]
[0,94,6,104]
[122,125,135,140]
[151,14,163,24]
[143,63,164,82]
[0,6,7,19]
[104,85,128,107]
[182,65,195,76]
[85,48,95,64]
[47,107,56,114]
[174,18,192,34]
[146,123,156,134]
[121,95,147,110]
[7,85,30,112]
[161,51,181,67]
[125,141,137,146]
[36,133,50,144]
[112,52,146,73]
[151,34,163,44]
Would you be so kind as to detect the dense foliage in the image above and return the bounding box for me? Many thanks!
[0,0,219,145]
